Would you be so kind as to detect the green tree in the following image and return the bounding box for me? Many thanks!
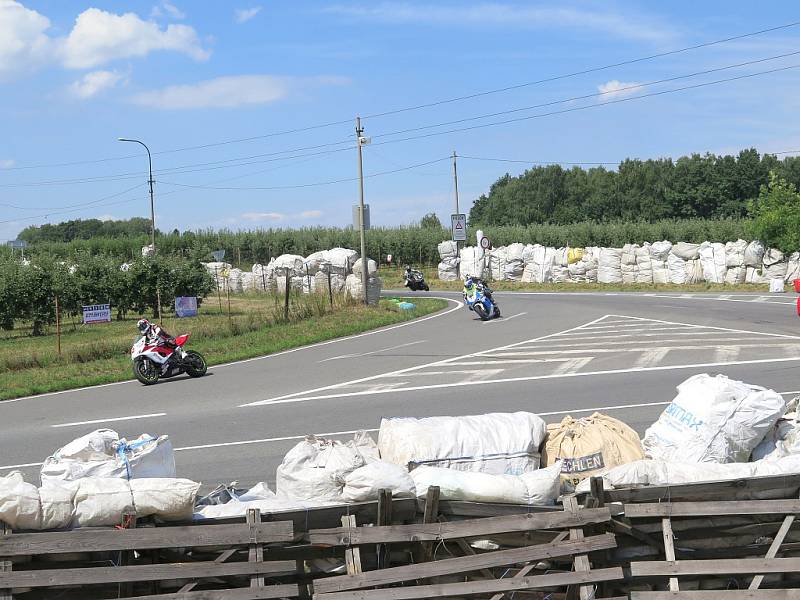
[748,172,800,254]
[420,213,443,228]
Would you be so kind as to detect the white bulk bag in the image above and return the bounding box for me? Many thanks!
[410,462,561,505]
[763,248,788,280]
[642,374,786,463]
[41,430,176,483]
[276,434,376,502]
[437,258,460,281]
[39,482,76,530]
[698,242,726,283]
[667,253,687,284]
[325,248,359,275]
[488,247,508,281]
[725,239,748,267]
[672,242,701,261]
[744,240,765,267]
[685,259,704,284]
[352,258,378,280]
[597,248,622,284]
[304,251,327,274]
[725,266,746,285]
[785,252,800,283]
[551,265,570,283]
[634,244,653,284]
[437,240,458,260]
[459,246,485,278]
[74,478,199,527]
[378,412,546,475]
[273,254,306,277]
[345,274,382,304]
[0,472,42,530]
[341,461,416,502]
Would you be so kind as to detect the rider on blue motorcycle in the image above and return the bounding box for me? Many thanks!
[463,276,493,310]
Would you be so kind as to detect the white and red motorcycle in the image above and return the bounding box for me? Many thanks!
[130,333,207,385]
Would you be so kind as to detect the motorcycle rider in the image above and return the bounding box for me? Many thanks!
[137,318,177,349]
[463,276,493,311]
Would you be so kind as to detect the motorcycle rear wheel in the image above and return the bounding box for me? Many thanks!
[184,351,208,378]
[133,357,160,385]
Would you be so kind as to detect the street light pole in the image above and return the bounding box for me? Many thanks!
[355,117,368,305]
[118,137,161,322]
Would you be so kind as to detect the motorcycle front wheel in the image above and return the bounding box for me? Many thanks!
[133,357,160,385]
[473,303,490,321]
[184,351,208,378]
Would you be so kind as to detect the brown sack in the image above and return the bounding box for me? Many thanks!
[542,412,644,491]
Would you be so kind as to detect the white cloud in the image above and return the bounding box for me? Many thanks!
[0,1,54,78]
[0,159,15,169]
[0,2,208,78]
[234,6,262,23]
[151,2,186,20]
[325,3,674,43]
[68,69,126,98]
[60,8,209,69]
[130,74,347,109]
[597,80,643,99]
[97,214,115,222]
[300,210,323,219]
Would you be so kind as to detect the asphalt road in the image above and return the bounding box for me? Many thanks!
[2,290,800,490]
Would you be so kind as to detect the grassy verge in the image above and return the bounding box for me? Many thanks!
[0,295,447,401]
[381,266,784,293]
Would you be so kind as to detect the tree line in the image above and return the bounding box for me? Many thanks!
[17,217,156,244]
[469,149,800,226]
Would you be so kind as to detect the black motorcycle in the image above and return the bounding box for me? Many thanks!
[404,267,429,291]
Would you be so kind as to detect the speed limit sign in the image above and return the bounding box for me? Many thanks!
[480,236,491,250]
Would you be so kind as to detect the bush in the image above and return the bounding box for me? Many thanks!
[748,173,800,255]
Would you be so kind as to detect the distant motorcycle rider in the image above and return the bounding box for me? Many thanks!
[463,276,493,310]
[137,318,177,349]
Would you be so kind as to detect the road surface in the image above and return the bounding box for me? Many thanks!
[2,290,799,489]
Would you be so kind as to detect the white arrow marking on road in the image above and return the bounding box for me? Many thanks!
[634,348,670,368]
[483,312,527,325]
[319,340,426,362]
[51,412,166,428]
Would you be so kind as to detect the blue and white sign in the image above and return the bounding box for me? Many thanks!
[83,304,111,324]
[175,296,198,318]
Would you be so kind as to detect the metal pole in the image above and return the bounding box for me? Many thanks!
[453,150,461,278]
[119,137,161,323]
[356,117,369,305]
[55,295,61,356]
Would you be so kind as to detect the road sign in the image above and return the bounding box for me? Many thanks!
[176,296,198,318]
[6,240,27,249]
[82,304,111,325]
[451,213,467,241]
[211,249,225,262]
[480,236,491,250]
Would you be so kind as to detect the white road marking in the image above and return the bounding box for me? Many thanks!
[486,343,800,357]
[319,340,426,362]
[512,337,777,349]
[446,358,586,366]
[483,312,527,325]
[713,346,741,363]
[241,313,612,407]
[247,356,800,405]
[51,412,167,429]
[558,326,697,335]
[603,313,800,340]
[634,348,670,368]
[550,357,594,375]
[0,297,463,405]
[0,461,43,470]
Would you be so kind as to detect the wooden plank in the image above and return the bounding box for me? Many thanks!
[563,496,592,600]
[420,485,441,564]
[309,508,611,545]
[451,537,496,580]
[120,584,302,599]
[179,548,238,593]
[661,517,679,592]
[314,567,623,599]
[313,533,617,594]
[631,592,800,599]
[630,557,800,577]
[434,501,561,518]
[609,517,663,550]
[248,509,266,588]
[605,474,800,504]
[625,500,800,518]
[589,477,605,508]
[0,560,10,600]
[376,489,392,569]
[341,515,363,576]
[0,521,294,556]
[0,559,297,589]
[749,514,795,590]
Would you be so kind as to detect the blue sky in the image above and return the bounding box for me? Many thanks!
[1,1,799,241]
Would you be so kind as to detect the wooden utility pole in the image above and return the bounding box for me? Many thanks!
[356,117,369,305]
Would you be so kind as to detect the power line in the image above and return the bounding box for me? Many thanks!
[157,156,452,191]
[0,189,147,225]
[460,155,618,166]
[372,50,800,140]
[0,183,145,211]
[368,63,800,149]
[3,19,800,172]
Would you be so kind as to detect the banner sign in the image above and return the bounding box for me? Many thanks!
[175,296,198,318]
[82,304,111,324]
[451,213,467,241]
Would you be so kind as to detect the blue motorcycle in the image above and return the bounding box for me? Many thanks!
[463,278,500,321]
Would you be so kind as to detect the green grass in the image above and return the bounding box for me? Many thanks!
[381,266,783,293]
[0,294,447,401]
